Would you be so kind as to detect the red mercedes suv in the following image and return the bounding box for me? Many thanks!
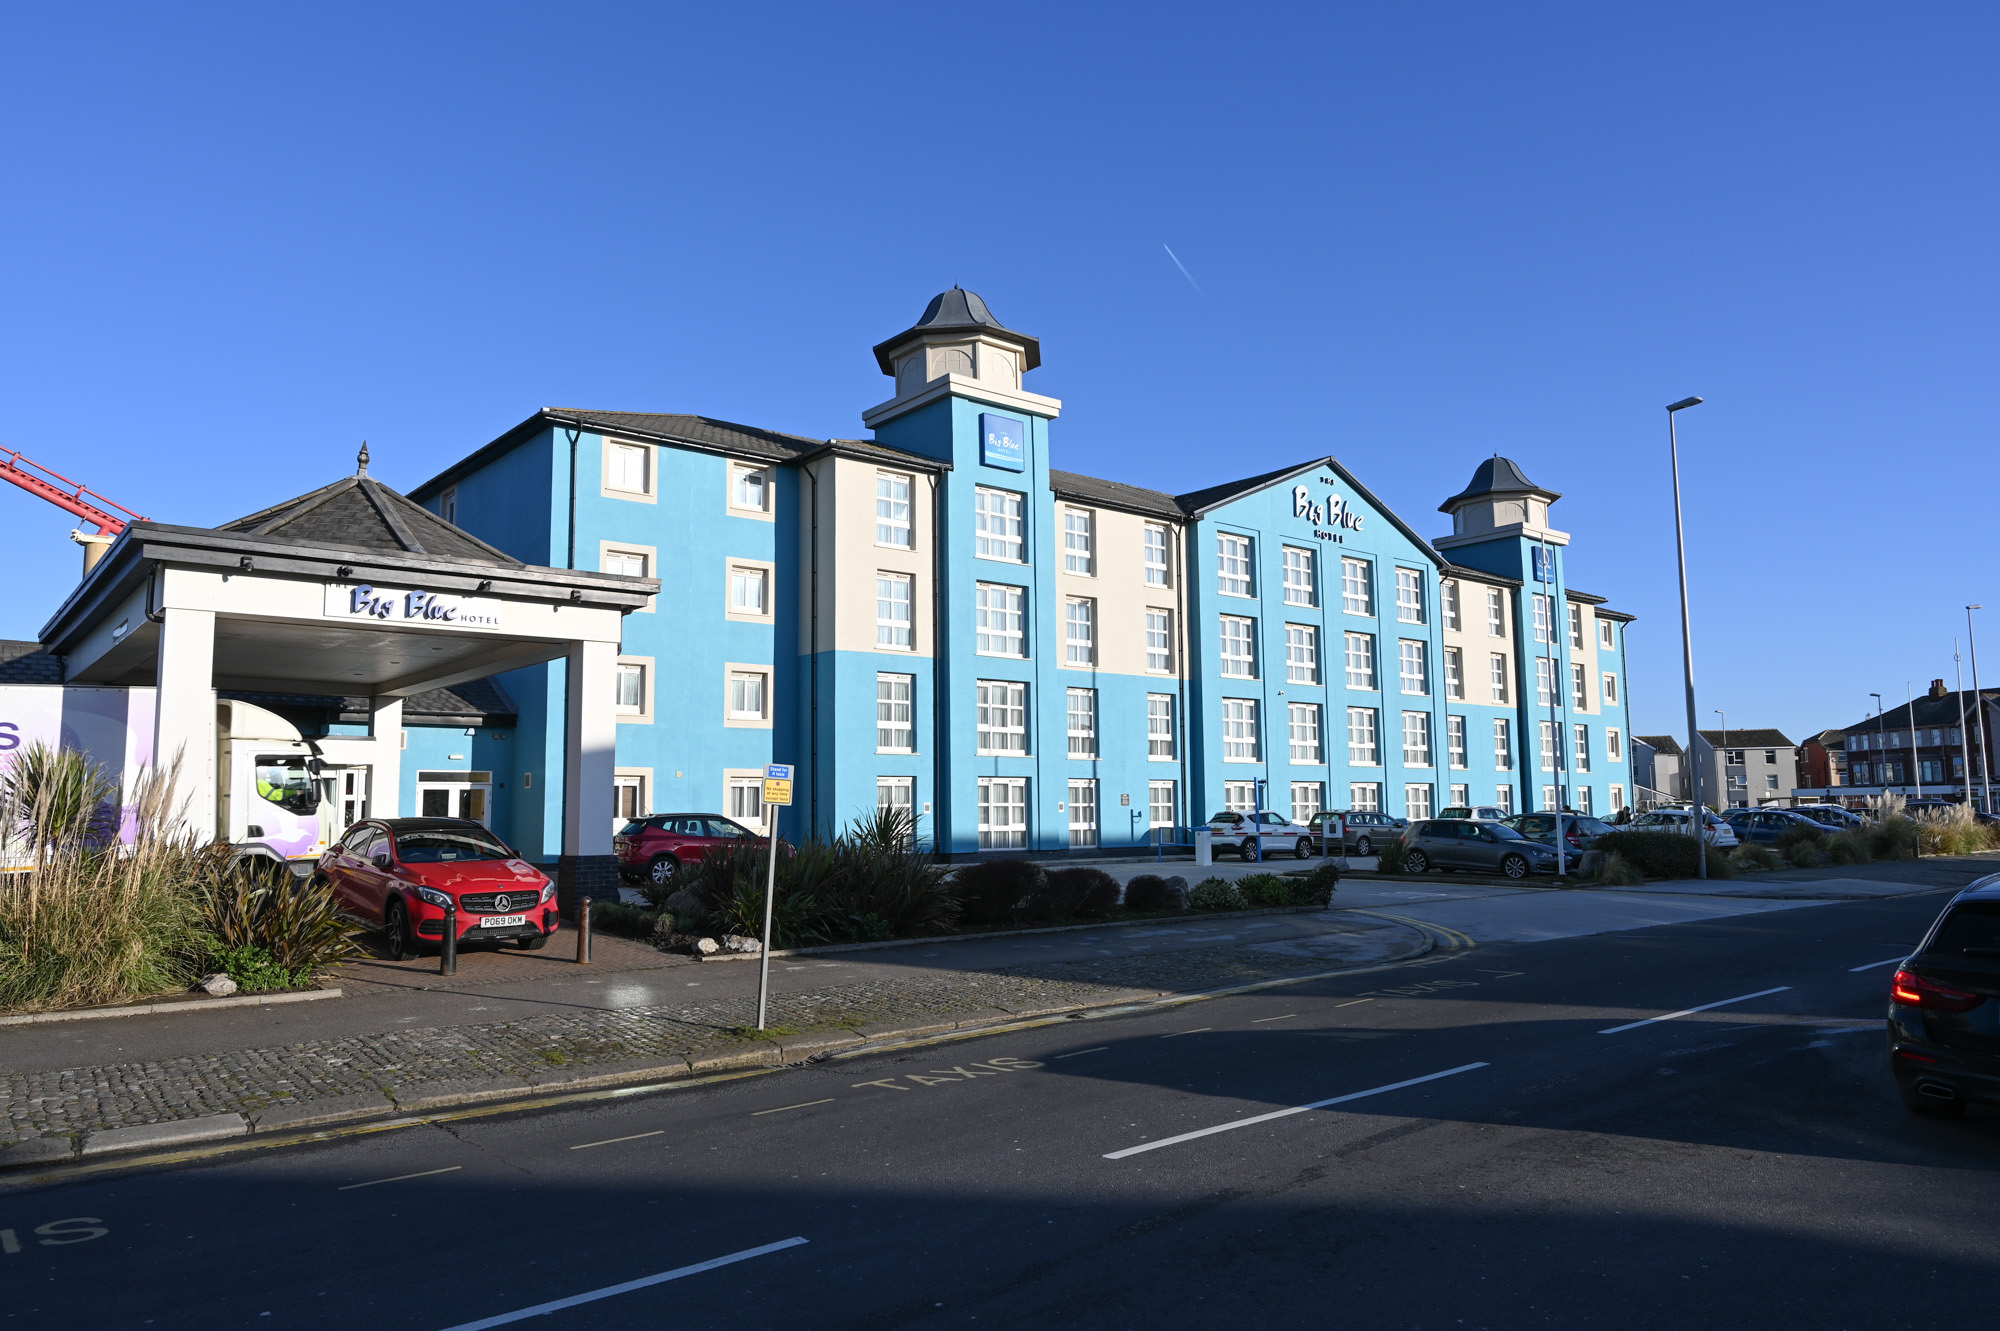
[614,813,774,888]
[318,817,558,960]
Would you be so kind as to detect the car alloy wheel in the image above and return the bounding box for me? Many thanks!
[384,900,416,961]
[648,854,680,886]
[1294,837,1313,860]
[1501,854,1529,880]
[1241,839,1262,862]
[1355,836,1373,857]
[1405,849,1429,873]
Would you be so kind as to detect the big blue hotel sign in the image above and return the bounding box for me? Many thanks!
[980,413,1025,472]
[1293,481,1365,543]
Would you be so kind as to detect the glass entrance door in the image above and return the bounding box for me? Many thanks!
[415,771,493,827]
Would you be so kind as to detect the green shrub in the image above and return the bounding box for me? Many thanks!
[1298,862,1343,904]
[1911,805,1999,857]
[1776,823,1827,867]
[953,858,1045,927]
[211,943,312,993]
[1827,829,1871,865]
[1030,866,1120,922]
[1866,816,1920,862]
[1122,874,1183,911]
[1592,831,1733,881]
[1188,877,1247,911]
[1374,838,1409,873]
[1235,872,1293,907]
[208,870,364,976]
[1593,851,1645,887]
[1729,844,1784,873]
[587,899,662,939]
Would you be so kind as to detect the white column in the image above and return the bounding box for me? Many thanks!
[563,639,617,857]
[369,696,404,819]
[152,607,216,842]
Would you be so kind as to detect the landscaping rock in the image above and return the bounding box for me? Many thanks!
[694,937,720,955]
[198,974,239,998]
[1161,876,1191,908]
[722,935,762,954]
[664,890,704,917]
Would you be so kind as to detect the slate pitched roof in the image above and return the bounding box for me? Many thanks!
[543,411,829,464]
[1698,728,1795,748]
[0,640,61,684]
[1439,455,1560,511]
[1048,469,1183,521]
[1835,690,2000,735]
[221,474,523,567]
[1174,457,1326,517]
[872,287,1041,373]
[1635,734,1683,756]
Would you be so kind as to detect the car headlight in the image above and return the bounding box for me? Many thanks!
[538,881,555,905]
[410,884,453,909]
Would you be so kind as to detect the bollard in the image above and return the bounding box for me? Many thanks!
[576,896,593,965]
[440,901,459,977]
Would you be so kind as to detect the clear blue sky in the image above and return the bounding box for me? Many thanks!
[2,4,1994,744]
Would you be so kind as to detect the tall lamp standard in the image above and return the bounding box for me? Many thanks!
[1971,606,1992,815]
[1667,395,1707,877]
[1955,638,1973,807]
[1714,708,1727,809]
[1871,692,1885,800]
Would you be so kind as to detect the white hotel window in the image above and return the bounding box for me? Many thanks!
[1532,594,1553,645]
[1064,598,1096,667]
[1490,653,1509,704]
[1149,780,1177,829]
[1496,784,1515,815]
[877,674,913,752]
[728,777,764,825]
[1572,662,1589,711]
[1217,533,1253,596]
[606,441,651,496]
[1607,728,1623,762]
[1222,699,1260,761]
[1568,603,1585,649]
[1143,524,1171,587]
[1350,782,1381,812]
[1542,784,1560,811]
[1399,640,1429,695]
[1444,647,1464,700]
[1289,703,1322,763]
[1600,618,1616,650]
[1286,624,1319,685]
[1224,781,1257,814]
[727,671,767,721]
[729,565,768,616]
[1603,673,1619,705]
[1148,694,1176,759]
[1450,783,1469,807]
[1064,509,1095,575]
[876,574,913,650]
[1068,779,1099,848]
[976,583,1025,657]
[1406,783,1434,820]
[1291,781,1323,825]
[974,488,1024,562]
[1342,557,1373,616]
[1574,724,1591,773]
[1577,786,1595,816]
[1487,588,1506,637]
[1348,707,1380,765]
[1403,711,1432,767]
[1535,656,1555,708]
[604,548,648,580]
[1219,615,1256,678]
[976,680,1027,754]
[440,486,458,525]
[1345,632,1377,690]
[1441,580,1460,631]
[1539,720,1559,771]
[1494,718,1513,770]
[1396,568,1425,624]
[1145,609,1174,673]
[1283,547,1316,607]
[732,464,769,513]
[876,471,912,547]
[978,778,1027,850]
[877,776,914,820]
[1066,688,1098,758]
[615,662,647,715]
[1609,782,1626,812]
[1448,714,1468,768]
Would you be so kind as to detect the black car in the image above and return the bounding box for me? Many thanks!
[1889,875,2000,1117]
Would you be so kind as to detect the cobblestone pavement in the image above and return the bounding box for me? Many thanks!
[0,923,1419,1149]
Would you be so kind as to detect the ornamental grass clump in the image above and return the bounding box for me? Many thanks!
[1592,852,1645,887]
[1776,822,1828,868]
[1911,803,1998,857]
[1729,843,1784,873]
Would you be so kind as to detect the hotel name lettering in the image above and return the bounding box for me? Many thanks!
[1294,479,1365,543]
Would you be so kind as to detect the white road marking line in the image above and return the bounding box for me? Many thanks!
[1053,1047,1109,1059]
[1597,986,1792,1035]
[435,1237,809,1331]
[751,1099,834,1116]
[1104,1063,1489,1159]
[1334,998,1373,1008]
[1849,957,1905,972]
[338,1166,462,1190]
[1161,1028,1212,1038]
[570,1131,665,1151]
[1252,1014,1298,1023]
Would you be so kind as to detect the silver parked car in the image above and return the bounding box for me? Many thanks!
[1206,810,1312,862]
[1401,819,1562,879]
[1632,807,1740,848]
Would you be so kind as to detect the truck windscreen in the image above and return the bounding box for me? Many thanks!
[254,756,319,815]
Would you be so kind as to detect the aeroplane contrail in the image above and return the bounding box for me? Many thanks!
[1162,243,1205,296]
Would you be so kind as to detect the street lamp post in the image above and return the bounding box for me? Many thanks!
[1907,682,1924,800]
[1955,639,1973,806]
[1667,396,1707,878]
[1971,606,1992,815]
[1871,692,1886,801]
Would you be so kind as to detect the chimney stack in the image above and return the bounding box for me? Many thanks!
[1930,678,1948,698]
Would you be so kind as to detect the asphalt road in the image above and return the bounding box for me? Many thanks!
[7,887,1996,1330]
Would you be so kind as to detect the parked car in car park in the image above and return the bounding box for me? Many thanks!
[1632,807,1740,848]
[1722,807,1825,844]
[318,818,558,960]
[1791,804,1864,830]
[1439,805,1510,822]
[1300,809,1404,857]
[1401,819,1562,879]
[614,813,777,887]
[1502,812,1615,853]
[1206,810,1313,861]
[1888,875,2000,1117]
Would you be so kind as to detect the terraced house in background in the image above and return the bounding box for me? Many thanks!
[410,289,1637,863]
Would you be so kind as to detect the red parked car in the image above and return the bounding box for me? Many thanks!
[614,812,773,888]
[318,817,558,960]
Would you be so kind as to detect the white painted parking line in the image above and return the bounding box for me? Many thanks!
[1053,1047,1109,1059]
[338,1166,461,1191]
[1161,1028,1212,1038]
[436,1237,809,1330]
[1252,1014,1298,1023]
[1597,986,1791,1035]
[1334,998,1373,1008]
[1849,957,1905,972]
[1103,1063,1489,1160]
[570,1131,664,1151]
[751,1098,834,1116]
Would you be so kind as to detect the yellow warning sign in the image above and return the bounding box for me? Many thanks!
[763,778,793,807]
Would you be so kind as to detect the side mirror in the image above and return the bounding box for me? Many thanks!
[371,853,393,870]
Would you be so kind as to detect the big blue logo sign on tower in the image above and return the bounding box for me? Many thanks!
[980,413,1025,472]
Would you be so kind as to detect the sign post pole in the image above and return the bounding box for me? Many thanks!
[755,763,794,1031]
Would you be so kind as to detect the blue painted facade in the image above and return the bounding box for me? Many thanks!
[406,292,1637,856]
